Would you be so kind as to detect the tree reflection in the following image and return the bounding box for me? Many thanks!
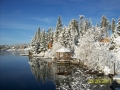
[28,57,112,90]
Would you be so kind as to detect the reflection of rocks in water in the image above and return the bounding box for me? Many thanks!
[28,57,112,90]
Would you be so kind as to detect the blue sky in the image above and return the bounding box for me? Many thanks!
[0,0,120,45]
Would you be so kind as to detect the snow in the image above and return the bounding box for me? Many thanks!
[24,47,31,51]
[103,66,111,75]
[114,36,120,45]
[56,47,71,52]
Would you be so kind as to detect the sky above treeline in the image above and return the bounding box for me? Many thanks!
[0,0,120,45]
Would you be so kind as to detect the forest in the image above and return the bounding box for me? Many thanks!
[29,15,120,75]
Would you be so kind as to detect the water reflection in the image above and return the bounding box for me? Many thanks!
[0,51,24,56]
[28,57,112,90]
[0,51,11,56]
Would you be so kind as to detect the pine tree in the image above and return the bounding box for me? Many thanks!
[40,30,47,52]
[116,18,120,36]
[70,19,79,35]
[100,15,109,28]
[47,28,54,43]
[66,19,79,53]
[69,19,79,43]
[79,15,85,20]
[54,16,63,42]
[96,23,99,27]
[29,28,41,54]
[111,18,116,33]
[79,15,85,36]
[37,27,41,42]
[36,27,41,53]
[56,16,62,31]
[100,15,110,37]
[79,16,92,36]
[64,27,72,49]
[57,27,65,47]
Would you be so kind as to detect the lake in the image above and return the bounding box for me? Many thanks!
[0,51,112,90]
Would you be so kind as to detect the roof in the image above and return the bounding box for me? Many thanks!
[100,38,110,42]
[56,47,71,52]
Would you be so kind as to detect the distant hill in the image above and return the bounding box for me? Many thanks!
[0,43,29,50]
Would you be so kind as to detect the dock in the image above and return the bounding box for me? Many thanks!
[113,75,120,84]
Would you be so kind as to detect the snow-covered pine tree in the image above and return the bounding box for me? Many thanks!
[100,15,109,28]
[79,15,92,36]
[56,16,62,31]
[36,27,41,53]
[30,31,39,53]
[54,16,63,42]
[110,18,120,50]
[96,22,99,27]
[110,18,120,74]
[116,18,120,36]
[64,26,72,49]
[111,18,116,33]
[100,15,110,37]
[79,15,85,36]
[57,26,71,49]
[68,19,79,52]
[40,30,47,53]
[47,28,54,43]
[57,26,65,47]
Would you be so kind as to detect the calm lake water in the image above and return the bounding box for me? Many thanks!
[0,51,112,90]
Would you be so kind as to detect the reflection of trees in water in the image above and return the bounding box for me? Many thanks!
[55,66,111,90]
[0,51,11,56]
[29,57,56,83]
[0,51,25,56]
[28,57,112,90]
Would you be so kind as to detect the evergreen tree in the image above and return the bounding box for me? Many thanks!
[29,28,41,54]
[67,19,79,52]
[36,27,41,53]
[40,30,47,52]
[69,19,79,43]
[100,15,109,28]
[79,15,85,20]
[47,28,54,43]
[37,27,41,42]
[57,27,65,47]
[111,18,116,33]
[56,16,62,31]
[70,19,79,35]
[64,27,72,49]
[96,22,99,27]
[54,16,63,42]
[57,26,71,49]
[79,15,85,36]
[116,18,120,36]
[100,15,110,37]
[79,15,92,36]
